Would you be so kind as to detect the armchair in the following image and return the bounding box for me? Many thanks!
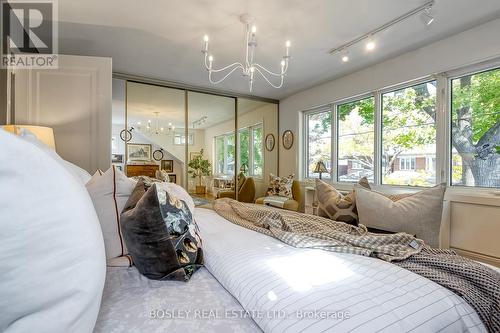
[217,176,256,203]
[255,180,302,211]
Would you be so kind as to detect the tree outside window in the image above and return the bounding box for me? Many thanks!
[451,68,500,188]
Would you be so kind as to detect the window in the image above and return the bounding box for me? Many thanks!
[302,62,500,189]
[252,125,263,176]
[382,81,437,186]
[451,67,500,188]
[174,133,194,145]
[215,124,263,177]
[305,109,332,179]
[399,157,416,171]
[215,136,225,174]
[337,97,375,182]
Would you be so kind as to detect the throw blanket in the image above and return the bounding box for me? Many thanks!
[214,198,500,333]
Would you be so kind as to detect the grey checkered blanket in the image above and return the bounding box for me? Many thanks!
[213,198,500,332]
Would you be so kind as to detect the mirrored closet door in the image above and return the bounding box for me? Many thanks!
[111,77,278,204]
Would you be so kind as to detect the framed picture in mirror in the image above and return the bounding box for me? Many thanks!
[127,143,152,161]
[282,130,294,150]
[265,133,275,151]
[161,160,174,172]
[168,174,177,183]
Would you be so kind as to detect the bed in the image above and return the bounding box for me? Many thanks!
[96,207,487,333]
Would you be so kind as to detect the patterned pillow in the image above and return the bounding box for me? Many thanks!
[315,177,370,225]
[121,180,203,281]
[267,174,294,198]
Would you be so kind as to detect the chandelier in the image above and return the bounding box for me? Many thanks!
[141,112,174,136]
[202,14,291,92]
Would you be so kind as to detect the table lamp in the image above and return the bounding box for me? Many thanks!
[2,125,56,150]
[313,160,328,180]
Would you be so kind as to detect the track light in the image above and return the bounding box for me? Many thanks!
[366,39,375,51]
[421,8,434,26]
[341,50,349,62]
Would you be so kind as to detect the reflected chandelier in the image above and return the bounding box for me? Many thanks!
[202,14,291,92]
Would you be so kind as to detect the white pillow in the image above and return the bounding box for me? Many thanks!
[17,128,92,184]
[0,129,106,332]
[86,166,136,266]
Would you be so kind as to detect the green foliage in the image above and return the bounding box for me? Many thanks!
[451,69,500,143]
[188,149,211,186]
[239,129,250,175]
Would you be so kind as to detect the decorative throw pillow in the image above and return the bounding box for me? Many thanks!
[0,129,105,332]
[315,177,371,225]
[121,181,203,281]
[355,184,446,248]
[267,174,294,198]
[86,166,137,266]
[155,169,171,182]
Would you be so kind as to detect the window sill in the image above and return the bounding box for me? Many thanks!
[300,178,500,205]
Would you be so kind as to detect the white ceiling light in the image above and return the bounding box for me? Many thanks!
[202,14,291,92]
[341,49,349,62]
[328,0,434,58]
[365,39,376,51]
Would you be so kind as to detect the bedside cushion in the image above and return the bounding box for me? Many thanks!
[315,177,370,225]
[86,166,137,266]
[356,185,446,248]
[121,181,203,281]
[0,129,106,332]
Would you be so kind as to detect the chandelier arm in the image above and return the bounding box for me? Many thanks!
[254,63,285,77]
[208,65,244,84]
[254,67,284,88]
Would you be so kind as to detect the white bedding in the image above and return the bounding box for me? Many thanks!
[195,208,487,333]
[95,267,261,333]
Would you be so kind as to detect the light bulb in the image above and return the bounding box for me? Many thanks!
[208,55,213,62]
[203,35,209,42]
[286,40,291,48]
[281,60,286,67]
[168,122,172,126]
[250,66,255,73]
[342,55,349,62]
[366,40,375,51]
[251,25,257,33]
[137,121,141,125]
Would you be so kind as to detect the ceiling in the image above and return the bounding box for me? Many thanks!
[120,81,270,128]
[59,0,500,99]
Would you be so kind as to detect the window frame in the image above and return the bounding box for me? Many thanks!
[215,123,264,178]
[302,60,500,192]
[303,106,334,180]
[173,132,194,145]
[380,78,438,186]
[446,64,500,189]
[336,94,376,183]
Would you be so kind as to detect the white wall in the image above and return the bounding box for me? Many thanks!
[279,17,500,177]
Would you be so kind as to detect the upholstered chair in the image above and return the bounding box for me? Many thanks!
[217,176,256,203]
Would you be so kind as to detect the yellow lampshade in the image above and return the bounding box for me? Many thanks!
[2,125,56,150]
[313,160,328,174]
